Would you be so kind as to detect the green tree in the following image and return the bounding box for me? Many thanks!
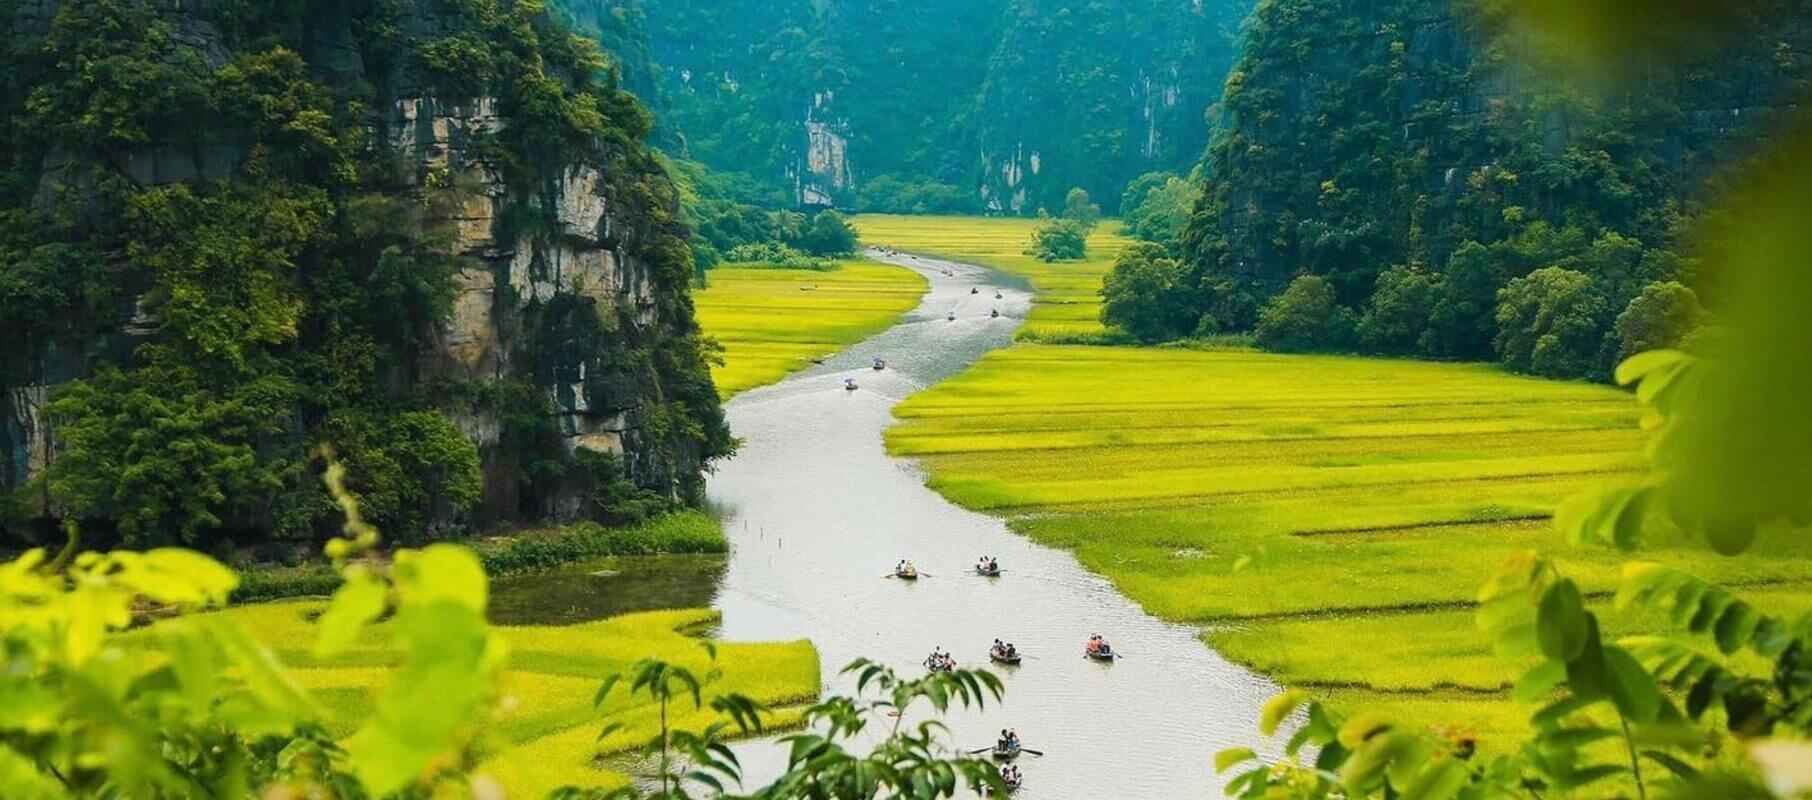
[1357,265,1439,354]
[794,210,860,256]
[1254,275,1356,353]
[1123,175,1202,251]
[1025,215,1089,262]
[1062,187,1101,229]
[1099,242,1197,342]
[1608,281,1704,366]
[1422,241,1502,359]
[1494,266,1610,378]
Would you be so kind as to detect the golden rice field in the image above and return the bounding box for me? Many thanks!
[188,603,818,797]
[887,344,1812,743]
[853,214,1133,337]
[694,260,927,398]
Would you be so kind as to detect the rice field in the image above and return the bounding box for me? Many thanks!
[185,602,819,797]
[853,214,1133,338]
[887,344,1812,740]
[694,260,927,398]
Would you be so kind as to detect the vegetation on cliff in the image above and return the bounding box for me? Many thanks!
[0,0,730,550]
[1097,0,1812,381]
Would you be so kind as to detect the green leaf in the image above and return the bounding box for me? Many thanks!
[1615,349,1687,388]
[1514,661,1567,703]
[1215,747,1258,773]
[1340,730,1417,791]
[314,567,386,658]
[1538,580,1589,662]
[1398,757,1469,800]
[1259,690,1309,736]
[1603,645,1663,723]
[393,544,488,613]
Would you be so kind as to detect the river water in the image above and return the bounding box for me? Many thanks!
[700,251,1280,797]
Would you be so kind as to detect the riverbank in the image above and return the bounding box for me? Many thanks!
[852,215,1132,339]
[694,258,928,398]
[883,342,1812,744]
[177,602,818,797]
[234,510,726,602]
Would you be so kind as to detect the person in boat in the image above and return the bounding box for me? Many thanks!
[971,287,979,294]
[988,556,999,572]
[1086,634,1102,654]
[1005,642,1017,658]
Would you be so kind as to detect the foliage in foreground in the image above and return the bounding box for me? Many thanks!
[0,449,1006,799]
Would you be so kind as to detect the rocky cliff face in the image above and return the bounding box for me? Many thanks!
[616,0,1249,212]
[1186,0,1812,296]
[0,0,728,541]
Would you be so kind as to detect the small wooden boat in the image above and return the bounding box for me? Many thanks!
[925,656,954,673]
[990,744,1022,761]
[990,309,1000,318]
[976,563,1001,577]
[989,647,1021,665]
[971,287,979,294]
[895,567,919,580]
[1085,645,1116,662]
[872,358,886,370]
[994,291,1003,299]
[946,311,956,321]
[997,770,1023,794]
[844,379,858,391]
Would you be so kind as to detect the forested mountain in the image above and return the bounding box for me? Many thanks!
[1135,0,1812,377]
[0,0,731,549]
[575,0,1250,213]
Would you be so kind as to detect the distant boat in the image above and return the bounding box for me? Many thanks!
[873,358,886,370]
[971,287,979,294]
[844,378,858,391]
[991,309,1000,318]
[947,311,957,321]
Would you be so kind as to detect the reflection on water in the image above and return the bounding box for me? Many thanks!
[705,252,1282,798]
[488,554,727,626]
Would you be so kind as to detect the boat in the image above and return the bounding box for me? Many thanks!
[976,562,1001,577]
[990,744,1021,762]
[990,309,1000,318]
[996,768,1023,794]
[994,291,1003,299]
[844,378,858,391]
[925,654,954,673]
[971,287,979,294]
[989,647,1021,665]
[946,311,956,321]
[895,566,919,580]
[872,358,886,370]
[1086,645,1116,662]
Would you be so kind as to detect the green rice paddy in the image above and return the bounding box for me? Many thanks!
[887,342,1812,741]
[694,259,927,398]
[192,602,819,797]
[853,214,1132,338]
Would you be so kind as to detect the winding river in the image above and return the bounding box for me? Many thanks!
[701,251,1280,796]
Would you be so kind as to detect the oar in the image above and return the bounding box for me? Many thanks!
[1019,747,1045,757]
[966,747,994,755]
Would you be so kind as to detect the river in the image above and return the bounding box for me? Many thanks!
[699,250,1281,796]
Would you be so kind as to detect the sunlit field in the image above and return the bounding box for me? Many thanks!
[693,260,927,398]
[853,215,1133,338]
[175,604,818,797]
[888,345,1812,737]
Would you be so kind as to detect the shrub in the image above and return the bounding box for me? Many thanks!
[794,210,859,256]
[1254,275,1355,352]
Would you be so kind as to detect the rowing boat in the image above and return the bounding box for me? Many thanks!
[989,648,1021,665]
[1085,646,1116,662]
[975,563,1001,577]
[990,744,1021,761]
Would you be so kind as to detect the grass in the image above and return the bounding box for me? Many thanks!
[886,343,1812,743]
[185,602,819,797]
[694,259,927,398]
[235,511,728,602]
[852,214,1133,337]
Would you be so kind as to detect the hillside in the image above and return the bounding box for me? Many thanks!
[0,0,731,548]
[578,0,1250,213]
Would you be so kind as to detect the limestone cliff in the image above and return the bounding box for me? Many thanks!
[0,0,729,543]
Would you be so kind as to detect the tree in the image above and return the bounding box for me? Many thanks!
[1608,280,1704,365]
[1422,240,1502,359]
[1494,266,1610,378]
[1099,242,1197,342]
[1025,214,1088,261]
[1123,175,1201,251]
[1254,275,1355,353]
[1061,187,1100,229]
[1357,265,1439,354]
[794,210,860,256]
